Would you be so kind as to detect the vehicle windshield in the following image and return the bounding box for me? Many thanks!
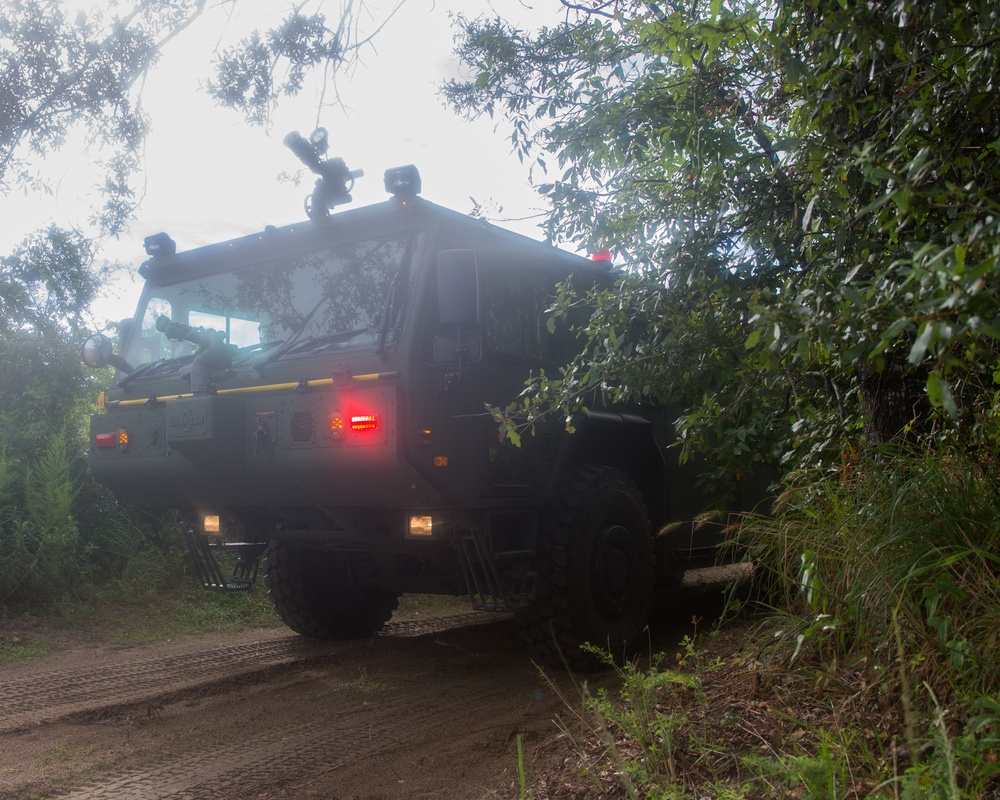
[123,233,415,371]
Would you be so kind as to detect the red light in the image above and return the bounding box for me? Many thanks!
[93,430,129,451]
[591,249,612,262]
[350,414,378,431]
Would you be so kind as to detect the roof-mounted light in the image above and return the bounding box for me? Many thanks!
[143,232,176,257]
[384,165,421,198]
[309,127,329,154]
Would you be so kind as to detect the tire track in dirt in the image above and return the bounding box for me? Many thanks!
[0,611,557,800]
[50,667,527,800]
[0,611,501,733]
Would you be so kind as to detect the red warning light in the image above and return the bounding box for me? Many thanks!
[94,428,129,451]
[591,249,612,262]
[350,414,378,431]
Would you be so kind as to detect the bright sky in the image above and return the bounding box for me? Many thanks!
[0,1,565,325]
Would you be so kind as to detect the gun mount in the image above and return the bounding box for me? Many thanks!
[284,127,364,219]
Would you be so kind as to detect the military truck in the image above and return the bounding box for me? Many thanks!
[83,129,768,669]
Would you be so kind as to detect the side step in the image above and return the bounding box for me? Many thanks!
[455,525,536,613]
[182,525,267,592]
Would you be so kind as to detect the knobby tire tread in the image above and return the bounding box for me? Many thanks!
[264,541,399,640]
[516,465,653,671]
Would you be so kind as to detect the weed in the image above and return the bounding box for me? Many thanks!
[516,733,530,800]
[743,729,855,799]
[349,665,387,694]
[0,637,50,667]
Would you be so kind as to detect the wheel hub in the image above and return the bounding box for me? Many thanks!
[592,523,636,615]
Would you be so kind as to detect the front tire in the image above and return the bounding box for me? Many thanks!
[264,541,400,639]
[516,465,654,670]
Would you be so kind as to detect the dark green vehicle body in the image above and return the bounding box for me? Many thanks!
[87,188,768,667]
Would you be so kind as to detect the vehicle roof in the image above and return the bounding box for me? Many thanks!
[138,196,603,287]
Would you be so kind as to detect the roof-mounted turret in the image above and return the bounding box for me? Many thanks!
[284,127,364,219]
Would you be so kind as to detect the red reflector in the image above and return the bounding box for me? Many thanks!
[350,414,378,431]
[94,433,116,448]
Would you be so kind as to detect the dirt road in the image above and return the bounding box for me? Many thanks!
[0,609,603,799]
[0,583,731,800]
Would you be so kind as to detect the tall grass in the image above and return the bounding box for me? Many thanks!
[739,444,1000,795]
[747,446,1000,697]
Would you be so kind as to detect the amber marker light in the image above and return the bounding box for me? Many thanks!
[327,413,345,440]
[408,515,434,537]
[203,515,221,534]
[116,428,129,452]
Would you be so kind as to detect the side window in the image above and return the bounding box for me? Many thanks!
[188,310,260,348]
[483,266,557,362]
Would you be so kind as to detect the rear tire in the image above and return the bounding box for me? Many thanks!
[516,465,654,670]
[264,540,399,639]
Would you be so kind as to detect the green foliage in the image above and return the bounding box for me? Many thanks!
[733,445,1000,796]
[207,10,345,127]
[742,731,854,799]
[0,226,102,335]
[591,661,700,790]
[0,227,110,481]
[0,224,181,607]
[2,0,162,232]
[0,433,87,603]
[446,0,1000,472]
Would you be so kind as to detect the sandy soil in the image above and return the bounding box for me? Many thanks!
[0,583,734,800]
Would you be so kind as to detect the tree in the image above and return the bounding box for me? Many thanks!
[0,226,106,456]
[0,0,403,235]
[444,0,1000,477]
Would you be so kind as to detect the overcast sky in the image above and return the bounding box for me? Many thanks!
[0,1,566,323]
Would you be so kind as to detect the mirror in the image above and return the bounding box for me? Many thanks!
[81,333,133,373]
[82,334,114,368]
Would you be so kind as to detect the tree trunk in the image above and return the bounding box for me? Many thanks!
[856,351,927,446]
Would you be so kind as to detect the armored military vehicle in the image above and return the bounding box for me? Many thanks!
[83,129,768,668]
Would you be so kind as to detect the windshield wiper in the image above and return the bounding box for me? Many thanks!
[117,354,195,389]
[230,341,283,366]
[286,327,369,355]
[253,293,332,370]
